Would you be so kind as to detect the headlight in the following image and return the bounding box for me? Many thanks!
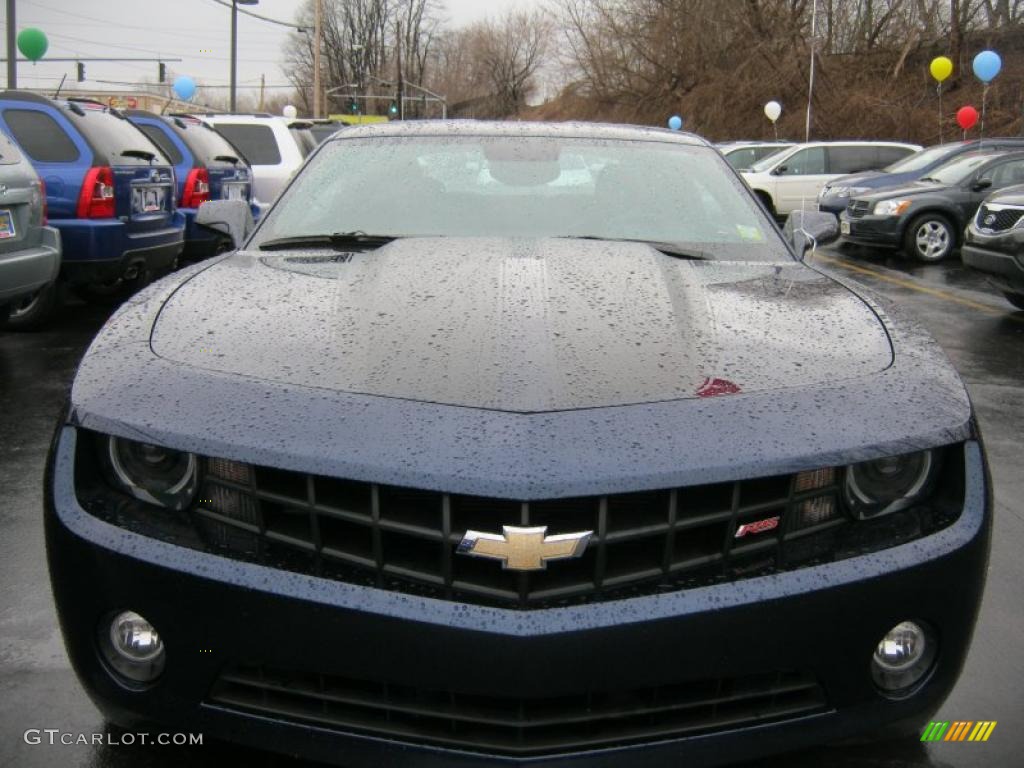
[106,436,198,511]
[843,450,937,519]
[873,199,912,216]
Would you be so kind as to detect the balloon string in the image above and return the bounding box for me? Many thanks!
[937,83,943,144]
[980,84,987,143]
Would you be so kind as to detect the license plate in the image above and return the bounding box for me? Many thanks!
[223,183,246,201]
[0,209,14,239]
[132,185,166,213]
[840,220,851,235]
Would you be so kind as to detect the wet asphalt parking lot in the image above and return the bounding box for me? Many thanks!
[1,243,1022,768]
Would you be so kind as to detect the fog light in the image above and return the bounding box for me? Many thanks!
[871,620,936,695]
[99,611,166,684]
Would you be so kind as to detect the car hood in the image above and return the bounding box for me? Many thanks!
[980,183,1024,207]
[150,238,893,413]
[857,180,953,201]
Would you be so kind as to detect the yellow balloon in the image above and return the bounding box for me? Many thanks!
[930,56,953,83]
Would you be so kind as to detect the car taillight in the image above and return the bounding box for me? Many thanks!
[181,168,210,208]
[38,178,48,225]
[76,166,115,218]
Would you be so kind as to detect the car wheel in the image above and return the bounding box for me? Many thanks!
[1,282,58,331]
[1004,292,1024,310]
[904,214,955,262]
[754,191,775,217]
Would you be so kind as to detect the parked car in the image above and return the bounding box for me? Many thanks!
[200,113,305,210]
[717,141,792,170]
[962,183,1024,309]
[742,140,921,216]
[126,110,256,261]
[0,127,61,328]
[48,121,990,768]
[818,138,1024,214]
[840,150,1024,261]
[0,91,184,316]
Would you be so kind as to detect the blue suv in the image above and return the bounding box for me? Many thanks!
[0,91,185,308]
[126,110,257,260]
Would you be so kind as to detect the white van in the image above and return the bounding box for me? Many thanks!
[200,114,306,211]
[741,141,921,216]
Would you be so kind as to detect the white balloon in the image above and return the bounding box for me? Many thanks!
[282,105,298,119]
[764,100,782,123]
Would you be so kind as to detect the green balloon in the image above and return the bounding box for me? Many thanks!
[17,28,49,62]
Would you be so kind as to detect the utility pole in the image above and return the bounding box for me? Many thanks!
[313,0,322,118]
[230,0,239,111]
[805,0,817,142]
[6,0,16,89]
[395,20,404,120]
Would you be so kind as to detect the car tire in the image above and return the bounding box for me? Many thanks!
[1004,292,1024,310]
[1,282,58,331]
[904,214,955,262]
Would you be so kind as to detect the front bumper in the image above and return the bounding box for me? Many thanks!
[839,212,904,248]
[962,228,1024,294]
[0,226,60,304]
[46,425,991,767]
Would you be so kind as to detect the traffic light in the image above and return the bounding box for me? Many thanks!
[76,62,85,82]
[388,101,398,117]
[349,99,359,114]
[158,62,166,83]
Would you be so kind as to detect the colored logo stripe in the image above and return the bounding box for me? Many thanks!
[921,721,996,742]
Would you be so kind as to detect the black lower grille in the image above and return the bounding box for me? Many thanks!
[976,204,1024,233]
[209,665,828,755]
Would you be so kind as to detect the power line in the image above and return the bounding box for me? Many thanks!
[206,0,306,30]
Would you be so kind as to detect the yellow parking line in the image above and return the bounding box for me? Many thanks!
[811,252,1024,322]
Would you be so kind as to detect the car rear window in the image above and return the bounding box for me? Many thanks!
[0,129,25,165]
[136,123,184,165]
[63,103,170,166]
[171,120,245,167]
[3,109,80,163]
[211,123,281,165]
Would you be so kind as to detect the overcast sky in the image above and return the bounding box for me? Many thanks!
[2,0,543,101]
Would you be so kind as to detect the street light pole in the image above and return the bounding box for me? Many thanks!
[6,0,16,89]
[230,0,259,112]
[313,0,322,118]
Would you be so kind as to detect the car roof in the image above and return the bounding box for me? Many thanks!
[321,119,712,147]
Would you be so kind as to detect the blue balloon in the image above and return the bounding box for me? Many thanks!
[668,115,683,131]
[173,75,196,101]
[972,50,1001,83]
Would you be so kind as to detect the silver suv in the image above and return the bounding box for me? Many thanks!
[0,129,61,329]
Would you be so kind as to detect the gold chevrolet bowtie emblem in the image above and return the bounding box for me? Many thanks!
[457,525,592,571]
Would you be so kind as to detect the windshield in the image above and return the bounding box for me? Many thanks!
[252,135,789,261]
[924,152,999,184]
[884,143,960,174]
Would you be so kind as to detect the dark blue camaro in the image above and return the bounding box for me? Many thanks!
[47,122,990,767]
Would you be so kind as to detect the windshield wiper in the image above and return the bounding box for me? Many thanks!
[122,149,156,162]
[558,236,708,260]
[258,232,398,251]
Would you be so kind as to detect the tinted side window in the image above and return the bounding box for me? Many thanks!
[212,124,281,165]
[137,123,184,165]
[877,146,913,166]
[779,147,826,175]
[986,159,1024,188]
[3,109,80,162]
[828,146,876,174]
[724,148,757,169]
[173,122,244,166]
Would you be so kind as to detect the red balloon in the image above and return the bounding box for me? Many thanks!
[956,105,979,131]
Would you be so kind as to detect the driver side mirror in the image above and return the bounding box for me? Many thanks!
[971,178,993,192]
[772,165,788,176]
[195,200,256,251]
[784,210,839,258]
